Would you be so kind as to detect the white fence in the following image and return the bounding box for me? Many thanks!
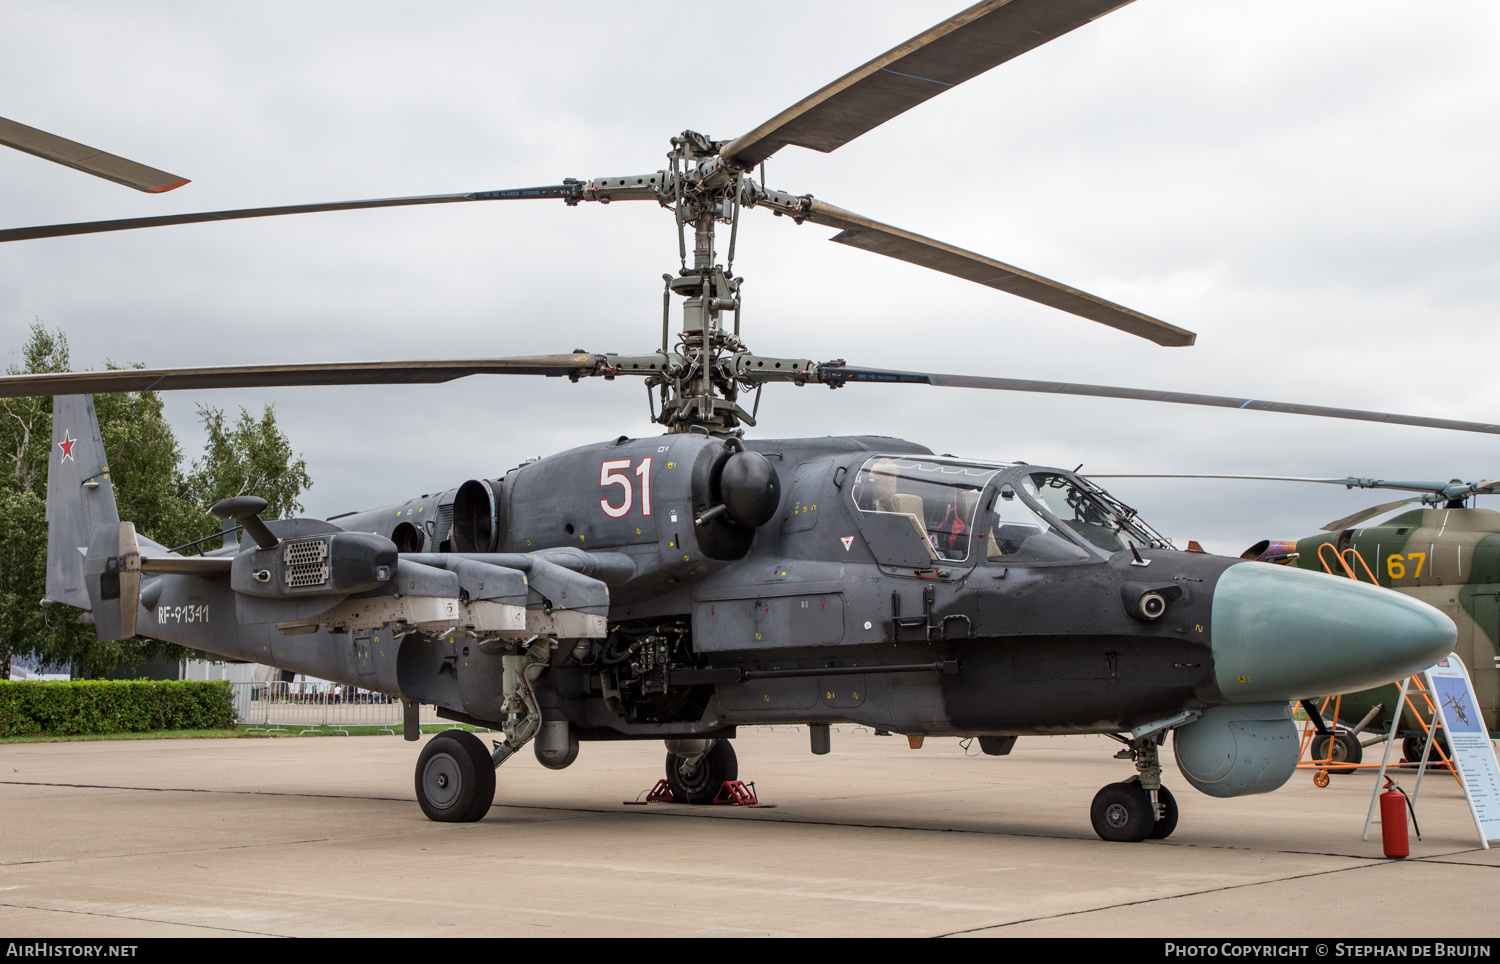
[230,681,462,733]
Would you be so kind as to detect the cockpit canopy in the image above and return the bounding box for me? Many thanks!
[850,456,1170,566]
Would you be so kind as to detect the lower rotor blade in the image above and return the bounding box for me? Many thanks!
[800,199,1194,347]
[0,115,189,194]
[1089,474,1369,483]
[0,184,580,244]
[0,354,602,398]
[1085,475,1456,495]
[818,365,1500,435]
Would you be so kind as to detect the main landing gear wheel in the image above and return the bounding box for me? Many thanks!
[415,729,496,822]
[665,740,738,804]
[1403,734,1449,765]
[1310,729,1362,774]
[1091,781,1155,842]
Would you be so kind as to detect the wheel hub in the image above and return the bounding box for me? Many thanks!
[676,759,706,790]
[1104,802,1130,829]
[422,754,462,809]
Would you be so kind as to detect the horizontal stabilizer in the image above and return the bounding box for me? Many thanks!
[141,555,233,576]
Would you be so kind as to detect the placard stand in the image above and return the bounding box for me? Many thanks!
[1363,654,1500,849]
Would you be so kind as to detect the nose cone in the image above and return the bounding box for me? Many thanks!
[1211,563,1455,703]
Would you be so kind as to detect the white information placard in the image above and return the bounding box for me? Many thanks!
[1426,654,1500,843]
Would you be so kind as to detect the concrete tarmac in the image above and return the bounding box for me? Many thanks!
[1,728,1496,938]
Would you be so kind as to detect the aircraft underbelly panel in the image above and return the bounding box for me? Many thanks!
[715,672,946,731]
[944,636,1209,731]
[717,677,818,711]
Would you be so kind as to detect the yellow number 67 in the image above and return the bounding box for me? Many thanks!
[1387,552,1426,581]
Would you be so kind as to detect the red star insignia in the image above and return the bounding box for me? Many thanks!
[58,431,77,462]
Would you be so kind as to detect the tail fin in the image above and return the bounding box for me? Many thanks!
[44,394,120,610]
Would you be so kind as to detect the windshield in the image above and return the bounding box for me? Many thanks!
[985,482,1092,563]
[1021,472,1170,553]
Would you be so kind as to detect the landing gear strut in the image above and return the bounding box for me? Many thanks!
[1091,734,1177,842]
[413,638,556,823]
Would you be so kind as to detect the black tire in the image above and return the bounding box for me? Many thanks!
[665,739,738,804]
[1403,734,1449,765]
[1310,730,1362,774]
[1148,785,1179,840]
[1091,781,1154,842]
[415,729,495,822]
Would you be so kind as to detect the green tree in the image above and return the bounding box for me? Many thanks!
[0,324,311,678]
[0,324,70,679]
[97,386,202,551]
[0,487,50,679]
[0,323,68,496]
[187,404,311,522]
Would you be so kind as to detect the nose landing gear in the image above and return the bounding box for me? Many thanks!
[664,739,738,804]
[1091,734,1177,842]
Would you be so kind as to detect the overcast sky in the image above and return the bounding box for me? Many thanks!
[3,0,1498,556]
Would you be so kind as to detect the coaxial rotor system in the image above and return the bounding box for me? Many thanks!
[1,0,1492,443]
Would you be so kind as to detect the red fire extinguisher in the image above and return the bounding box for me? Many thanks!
[1380,777,1417,859]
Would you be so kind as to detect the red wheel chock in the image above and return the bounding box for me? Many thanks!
[624,779,677,805]
[624,779,776,807]
[713,780,775,808]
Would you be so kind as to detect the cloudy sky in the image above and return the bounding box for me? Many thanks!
[3,0,1498,556]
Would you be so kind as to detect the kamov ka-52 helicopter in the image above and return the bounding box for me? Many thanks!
[0,0,1481,842]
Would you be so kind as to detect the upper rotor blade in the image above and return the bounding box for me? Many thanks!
[800,199,1194,346]
[0,115,189,194]
[0,354,602,398]
[0,184,579,244]
[721,0,1138,168]
[821,365,1500,435]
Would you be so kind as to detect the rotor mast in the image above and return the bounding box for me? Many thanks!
[608,130,824,436]
[657,131,748,435]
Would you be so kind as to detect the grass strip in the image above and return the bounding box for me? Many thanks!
[0,723,495,744]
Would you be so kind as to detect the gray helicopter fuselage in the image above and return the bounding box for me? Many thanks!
[133,432,1396,742]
